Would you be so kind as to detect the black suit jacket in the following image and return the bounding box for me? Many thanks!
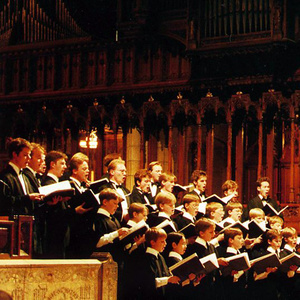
[244,195,280,220]
[0,164,32,216]
[23,167,40,193]
[98,180,130,223]
[130,185,152,205]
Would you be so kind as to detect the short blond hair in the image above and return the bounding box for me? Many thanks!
[282,227,297,239]
[206,202,223,218]
[249,208,265,220]
[155,192,176,210]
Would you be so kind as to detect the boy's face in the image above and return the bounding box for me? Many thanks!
[138,176,151,193]
[185,201,199,217]
[160,202,175,216]
[194,176,207,193]
[151,165,162,182]
[230,234,244,250]
[285,235,297,249]
[268,237,282,251]
[212,207,225,223]
[228,208,242,221]
[224,188,238,200]
[257,181,270,199]
[253,215,265,224]
[200,225,215,242]
[133,210,148,223]
[102,199,119,215]
[151,237,167,252]
[173,237,187,255]
[270,222,282,231]
[162,178,175,193]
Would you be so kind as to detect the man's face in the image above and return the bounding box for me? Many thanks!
[29,148,44,172]
[51,158,67,178]
[151,165,162,182]
[73,161,89,182]
[13,147,31,169]
[111,163,126,185]
[194,176,207,193]
[138,176,151,193]
[38,154,46,174]
[258,181,270,198]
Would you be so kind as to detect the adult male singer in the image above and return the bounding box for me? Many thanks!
[244,177,280,220]
[148,161,162,201]
[67,152,93,258]
[23,143,46,193]
[130,169,152,205]
[98,159,130,224]
[189,170,207,202]
[0,138,42,216]
[22,143,46,257]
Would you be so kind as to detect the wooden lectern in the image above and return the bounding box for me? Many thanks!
[0,215,34,259]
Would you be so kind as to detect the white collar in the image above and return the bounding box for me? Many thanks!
[47,172,59,183]
[146,247,159,258]
[193,188,201,195]
[284,244,295,252]
[169,251,182,261]
[222,217,236,225]
[158,211,171,220]
[97,208,111,218]
[182,211,195,222]
[127,220,137,227]
[9,162,20,175]
[267,246,279,254]
[226,247,239,255]
[70,176,81,188]
[195,237,207,248]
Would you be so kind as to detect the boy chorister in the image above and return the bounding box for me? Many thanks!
[280,227,300,300]
[158,172,177,194]
[92,188,128,261]
[146,191,178,231]
[221,202,243,227]
[250,230,282,300]
[222,228,248,300]
[133,228,180,300]
[185,218,227,300]
[173,193,199,230]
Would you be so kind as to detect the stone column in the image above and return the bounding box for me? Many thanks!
[257,109,263,178]
[126,128,141,189]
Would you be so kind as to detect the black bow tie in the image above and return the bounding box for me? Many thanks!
[36,173,42,179]
[152,182,160,187]
[81,181,86,187]
[19,169,23,175]
[115,184,123,189]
